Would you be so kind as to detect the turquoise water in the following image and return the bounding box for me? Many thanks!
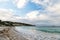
[15,26,60,40]
[36,27,60,33]
[16,26,60,33]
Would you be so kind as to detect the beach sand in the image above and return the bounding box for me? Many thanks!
[0,27,60,40]
[0,27,28,40]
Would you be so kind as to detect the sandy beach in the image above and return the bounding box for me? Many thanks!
[0,27,60,40]
[0,27,28,40]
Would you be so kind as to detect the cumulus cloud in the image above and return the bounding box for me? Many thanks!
[46,3,60,13]
[12,0,29,8]
[31,0,60,13]
[0,8,22,21]
[24,10,60,25]
[22,10,52,25]
[25,11,39,20]
[31,0,51,6]
[25,10,50,21]
[28,0,60,25]
[38,14,49,20]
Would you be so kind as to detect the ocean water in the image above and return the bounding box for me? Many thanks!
[15,26,60,40]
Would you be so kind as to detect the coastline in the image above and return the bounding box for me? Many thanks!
[0,26,28,40]
[15,27,60,40]
[0,26,60,40]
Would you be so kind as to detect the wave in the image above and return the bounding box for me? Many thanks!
[39,30,60,33]
[15,27,60,40]
[32,26,60,33]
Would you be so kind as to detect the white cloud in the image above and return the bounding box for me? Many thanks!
[25,10,50,21]
[0,8,22,21]
[31,0,60,13]
[30,0,60,25]
[0,11,13,21]
[46,3,60,14]
[13,0,29,8]
[0,0,9,2]
[32,0,50,6]
[38,14,49,20]
[25,11,39,20]
[24,9,60,25]
[45,0,60,24]
[0,8,13,12]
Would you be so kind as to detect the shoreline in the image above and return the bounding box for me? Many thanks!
[0,26,60,40]
[0,26,28,40]
[15,27,60,40]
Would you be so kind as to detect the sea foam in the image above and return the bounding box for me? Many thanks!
[15,27,60,40]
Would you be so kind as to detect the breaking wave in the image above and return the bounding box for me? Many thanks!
[15,26,60,40]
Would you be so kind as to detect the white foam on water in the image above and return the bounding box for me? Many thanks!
[15,27,60,40]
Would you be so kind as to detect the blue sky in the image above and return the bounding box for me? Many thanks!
[0,0,60,26]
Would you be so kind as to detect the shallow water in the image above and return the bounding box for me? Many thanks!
[15,26,60,40]
[15,26,60,33]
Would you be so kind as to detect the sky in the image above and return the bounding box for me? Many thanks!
[0,0,60,26]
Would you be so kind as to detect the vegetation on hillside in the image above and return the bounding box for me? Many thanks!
[0,20,35,26]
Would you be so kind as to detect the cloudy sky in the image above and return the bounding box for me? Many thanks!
[0,0,60,26]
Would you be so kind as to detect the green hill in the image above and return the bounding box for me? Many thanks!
[0,20,35,26]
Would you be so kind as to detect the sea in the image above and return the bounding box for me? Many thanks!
[15,26,60,40]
